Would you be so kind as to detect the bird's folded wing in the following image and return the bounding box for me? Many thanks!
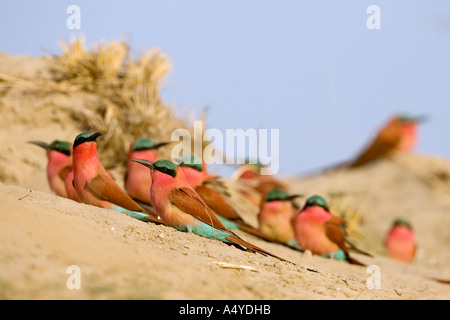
[107,171,116,181]
[58,166,72,181]
[324,217,348,254]
[325,217,368,265]
[172,188,291,262]
[350,134,400,167]
[170,187,230,232]
[87,172,143,212]
[195,185,240,221]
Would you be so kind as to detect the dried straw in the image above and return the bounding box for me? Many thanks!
[328,192,384,255]
[1,35,207,169]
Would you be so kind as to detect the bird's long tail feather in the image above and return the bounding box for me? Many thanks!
[346,254,366,266]
[346,240,374,257]
[236,223,277,242]
[237,223,304,251]
[111,205,163,225]
[130,197,160,218]
[225,233,292,263]
[429,277,450,285]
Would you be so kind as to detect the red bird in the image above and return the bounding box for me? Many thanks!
[124,138,170,205]
[178,155,276,242]
[63,168,81,202]
[231,162,289,205]
[258,188,302,248]
[384,218,416,263]
[71,132,160,223]
[294,195,370,265]
[131,158,290,262]
[350,114,426,168]
[28,140,73,198]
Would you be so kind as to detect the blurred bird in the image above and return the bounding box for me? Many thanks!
[294,195,370,265]
[233,162,288,194]
[349,114,426,168]
[28,140,73,198]
[176,155,212,187]
[258,188,302,249]
[72,132,160,223]
[384,218,416,263]
[64,168,80,202]
[231,162,289,204]
[131,158,289,262]
[124,138,170,205]
[177,155,277,242]
[232,162,262,181]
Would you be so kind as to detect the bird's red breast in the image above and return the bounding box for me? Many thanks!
[385,225,416,263]
[125,149,159,204]
[46,150,72,198]
[259,200,296,244]
[294,206,340,255]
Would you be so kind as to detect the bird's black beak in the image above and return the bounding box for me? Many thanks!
[287,194,303,201]
[130,159,155,170]
[89,132,104,141]
[28,141,50,150]
[153,141,171,149]
[413,115,428,124]
[73,132,104,149]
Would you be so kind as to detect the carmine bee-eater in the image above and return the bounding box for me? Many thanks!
[124,138,170,205]
[258,188,302,249]
[177,155,276,242]
[28,140,73,198]
[384,218,416,263]
[131,158,289,262]
[294,195,370,265]
[64,168,80,202]
[72,132,160,223]
[231,162,288,199]
[349,114,426,168]
[176,155,213,187]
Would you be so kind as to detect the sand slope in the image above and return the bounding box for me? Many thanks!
[0,52,449,300]
[1,153,449,300]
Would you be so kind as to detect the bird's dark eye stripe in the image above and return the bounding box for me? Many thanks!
[155,166,177,178]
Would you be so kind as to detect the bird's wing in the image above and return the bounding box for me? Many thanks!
[87,172,144,212]
[171,187,290,262]
[255,177,289,194]
[346,239,373,257]
[194,185,241,221]
[170,187,230,232]
[196,185,281,242]
[325,216,366,266]
[350,130,401,167]
[324,216,348,253]
[104,170,116,181]
[58,166,72,181]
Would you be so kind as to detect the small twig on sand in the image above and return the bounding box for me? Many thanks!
[18,190,32,200]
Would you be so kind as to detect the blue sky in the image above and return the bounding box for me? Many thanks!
[1,1,450,176]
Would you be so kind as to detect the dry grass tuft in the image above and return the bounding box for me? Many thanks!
[51,35,199,167]
[1,35,207,169]
[328,192,384,255]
